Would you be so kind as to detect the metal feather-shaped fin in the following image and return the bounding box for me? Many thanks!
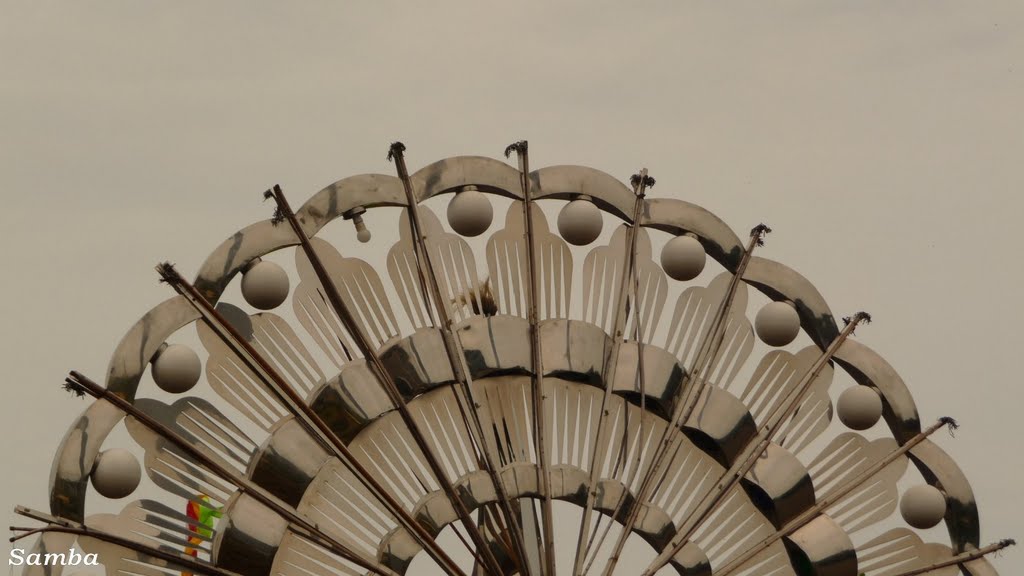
[295,237,399,364]
[388,206,485,327]
[740,346,834,454]
[423,206,487,325]
[80,504,222,576]
[691,486,779,569]
[122,500,219,557]
[582,225,668,342]
[856,528,959,576]
[808,433,909,533]
[199,305,318,431]
[129,397,257,473]
[297,458,398,565]
[250,312,326,396]
[124,400,241,507]
[388,209,435,330]
[719,539,796,576]
[78,534,193,576]
[486,202,572,319]
[272,532,365,576]
[664,272,753,390]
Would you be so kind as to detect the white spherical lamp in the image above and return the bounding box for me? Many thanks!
[836,386,883,430]
[91,448,141,499]
[241,260,290,310]
[557,198,603,246]
[661,235,706,281]
[900,485,946,529]
[151,344,201,393]
[447,188,493,237]
[755,301,801,347]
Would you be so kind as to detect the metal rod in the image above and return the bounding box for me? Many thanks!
[156,264,469,576]
[61,372,399,576]
[571,170,652,576]
[506,140,556,576]
[643,311,871,574]
[12,507,241,576]
[385,143,530,575]
[707,417,960,576]
[889,539,1016,576]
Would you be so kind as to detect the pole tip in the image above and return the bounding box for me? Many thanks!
[387,141,406,161]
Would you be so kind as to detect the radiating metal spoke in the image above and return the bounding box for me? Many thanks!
[571,170,653,576]
[506,140,556,576]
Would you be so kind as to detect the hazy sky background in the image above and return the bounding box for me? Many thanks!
[2,1,1022,573]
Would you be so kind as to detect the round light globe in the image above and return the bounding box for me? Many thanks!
[241,260,290,310]
[755,301,801,347]
[151,344,201,394]
[900,485,946,529]
[661,235,706,281]
[91,448,142,499]
[558,199,603,246]
[447,189,493,237]
[836,386,883,430]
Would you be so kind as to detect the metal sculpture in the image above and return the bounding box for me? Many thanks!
[11,142,1015,576]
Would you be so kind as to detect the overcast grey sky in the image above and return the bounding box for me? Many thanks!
[2,1,1022,573]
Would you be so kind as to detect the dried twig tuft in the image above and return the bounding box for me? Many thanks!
[156,262,180,285]
[263,187,286,225]
[940,416,960,436]
[62,379,86,398]
[843,312,872,333]
[750,223,772,246]
[387,141,406,162]
[629,174,656,191]
[504,140,527,159]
